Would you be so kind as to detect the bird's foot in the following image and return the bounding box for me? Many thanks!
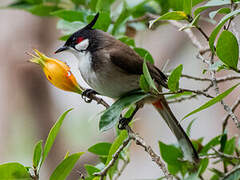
[118,117,131,130]
[81,89,99,103]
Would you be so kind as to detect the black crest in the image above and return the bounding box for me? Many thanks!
[84,13,99,30]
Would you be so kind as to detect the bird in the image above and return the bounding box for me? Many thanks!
[55,13,199,163]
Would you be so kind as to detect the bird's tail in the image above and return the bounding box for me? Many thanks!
[152,97,199,163]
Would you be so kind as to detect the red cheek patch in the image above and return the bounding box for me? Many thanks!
[77,37,84,44]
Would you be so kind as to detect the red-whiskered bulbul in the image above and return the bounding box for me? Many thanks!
[55,13,199,163]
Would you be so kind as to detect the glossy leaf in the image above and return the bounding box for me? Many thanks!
[139,75,150,92]
[134,47,154,64]
[149,11,188,28]
[222,166,240,180]
[209,8,231,19]
[99,91,149,131]
[95,0,114,12]
[50,152,84,180]
[33,140,43,168]
[87,12,111,32]
[51,10,85,22]
[200,135,221,155]
[183,83,240,119]
[183,0,192,15]
[40,109,73,167]
[0,163,31,179]
[159,141,183,165]
[168,64,183,92]
[85,164,100,176]
[194,0,231,16]
[198,158,209,175]
[224,137,236,155]
[106,130,128,164]
[118,36,135,47]
[143,58,159,93]
[28,5,59,16]
[112,1,130,35]
[179,14,200,31]
[209,9,240,51]
[216,30,239,70]
[88,142,112,156]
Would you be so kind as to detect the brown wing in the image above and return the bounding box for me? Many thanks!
[109,44,168,88]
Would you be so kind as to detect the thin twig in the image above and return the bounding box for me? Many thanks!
[212,148,240,160]
[93,137,132,179]
[179,88,214,98]
[222,96,240,133]
[125,125,173,180]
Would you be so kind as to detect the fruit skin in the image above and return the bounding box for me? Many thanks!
[29,49,82,94]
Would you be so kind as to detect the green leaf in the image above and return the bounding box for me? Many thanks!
[183,83,240,119]
[179,14,200,31]
[51,10,85,22]
[106,130,128,164]
[118,36,135,47]
[198,158,209,175]
[184,173,201,180]
[139,75,150,92]
[95,0,114,12]
[168,64,183,92]
[194,0,231,16]
[143,58,159,93]
[183,0,192,15]
[0,163,31,179]
[209,9,240,51]
[186,118,196,136]
[57,19,84,35]
[33,140,43,169]
[220,132,227,152]
[112,1,131,35]
[99,91,149,131]
[50,152,84,180]
[40,109,73,167]
[28,5,60,16]
[224,137,236,155]
[200,135,221,155]
[85,164,100,176]
[134,47,154,64]
[7,1,32,9]
[216,30,239,70]
[88,142,112,156]
[209,8,231,19]
[149,11,188,28]
[70,0,85,5]
[87,12,111,32]
[222,166,240,180]
[159,141,183,165]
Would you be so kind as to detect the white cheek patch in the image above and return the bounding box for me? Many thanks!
[75,39,89,51]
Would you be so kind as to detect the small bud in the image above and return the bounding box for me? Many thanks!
[28,49,83,94]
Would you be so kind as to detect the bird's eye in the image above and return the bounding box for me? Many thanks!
[77,37,84,44]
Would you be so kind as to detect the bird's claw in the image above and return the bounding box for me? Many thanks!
[81,89,98,103]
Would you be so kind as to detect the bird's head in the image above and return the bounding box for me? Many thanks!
[55,13,99,55]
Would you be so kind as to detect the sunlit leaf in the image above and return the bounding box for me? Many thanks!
[183,83,240,119]
[0,163,31,180]
[216,30,239,70]
[50,152,84,180]
[40,109,73,167]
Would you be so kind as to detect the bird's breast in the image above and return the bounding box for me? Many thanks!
[77,52,140,98]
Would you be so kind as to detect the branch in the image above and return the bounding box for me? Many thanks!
[125,125,173,180]
[222,96,240,133]
[93,137,132,180]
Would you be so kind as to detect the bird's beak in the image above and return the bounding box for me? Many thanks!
[55,46,69,54]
